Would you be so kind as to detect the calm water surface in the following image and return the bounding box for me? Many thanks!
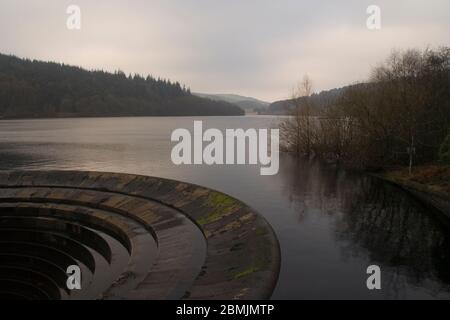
[1,116,449,299]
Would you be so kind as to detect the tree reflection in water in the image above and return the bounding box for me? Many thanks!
[279,156,450,299]
[338,177,450,298]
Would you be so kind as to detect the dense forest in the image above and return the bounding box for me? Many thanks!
[0,54,244,118]
[281,47,450,169]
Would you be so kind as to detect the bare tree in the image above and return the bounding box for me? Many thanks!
[280,47,450,170]
[280,75,315,157]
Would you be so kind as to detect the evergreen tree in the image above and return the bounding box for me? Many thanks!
[0,54,243,118]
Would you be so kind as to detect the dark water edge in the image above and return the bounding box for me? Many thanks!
[272,158,450,299]
[0,116,449,299]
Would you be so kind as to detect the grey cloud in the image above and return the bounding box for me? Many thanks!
[0,0,449,101]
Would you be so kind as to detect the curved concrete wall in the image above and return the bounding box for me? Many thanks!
[0,171,281,300]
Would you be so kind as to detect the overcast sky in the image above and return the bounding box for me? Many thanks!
[0,0,449,101]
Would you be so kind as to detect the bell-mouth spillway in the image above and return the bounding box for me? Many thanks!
[0,171,280,300]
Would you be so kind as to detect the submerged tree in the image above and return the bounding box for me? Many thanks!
[280,75,315,157]
[280,47,450,169]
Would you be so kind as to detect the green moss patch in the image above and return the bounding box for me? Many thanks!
[197,192,241,226]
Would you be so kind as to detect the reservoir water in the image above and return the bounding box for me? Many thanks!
[1,116,449,299]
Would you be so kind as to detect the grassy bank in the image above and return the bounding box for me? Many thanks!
[375,165,450,219]
[381,165,450,197]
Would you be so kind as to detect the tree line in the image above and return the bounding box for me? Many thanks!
[0,54,244,118]
[281,47,450,170]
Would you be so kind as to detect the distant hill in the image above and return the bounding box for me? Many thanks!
[266,85,363,115]
[194,93,270,112]
[0,54,244,119]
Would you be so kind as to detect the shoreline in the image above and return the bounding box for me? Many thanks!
[372,166,450,220]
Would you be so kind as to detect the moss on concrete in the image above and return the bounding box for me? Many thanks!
[197,191,240,226]
[232,266,261,280]
[0,170,281,300]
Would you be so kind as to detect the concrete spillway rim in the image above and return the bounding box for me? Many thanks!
[0,170,281,300]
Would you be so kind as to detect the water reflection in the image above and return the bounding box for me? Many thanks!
[337,177,450,298]
[278,158,450,299]
[1,117,449,299]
